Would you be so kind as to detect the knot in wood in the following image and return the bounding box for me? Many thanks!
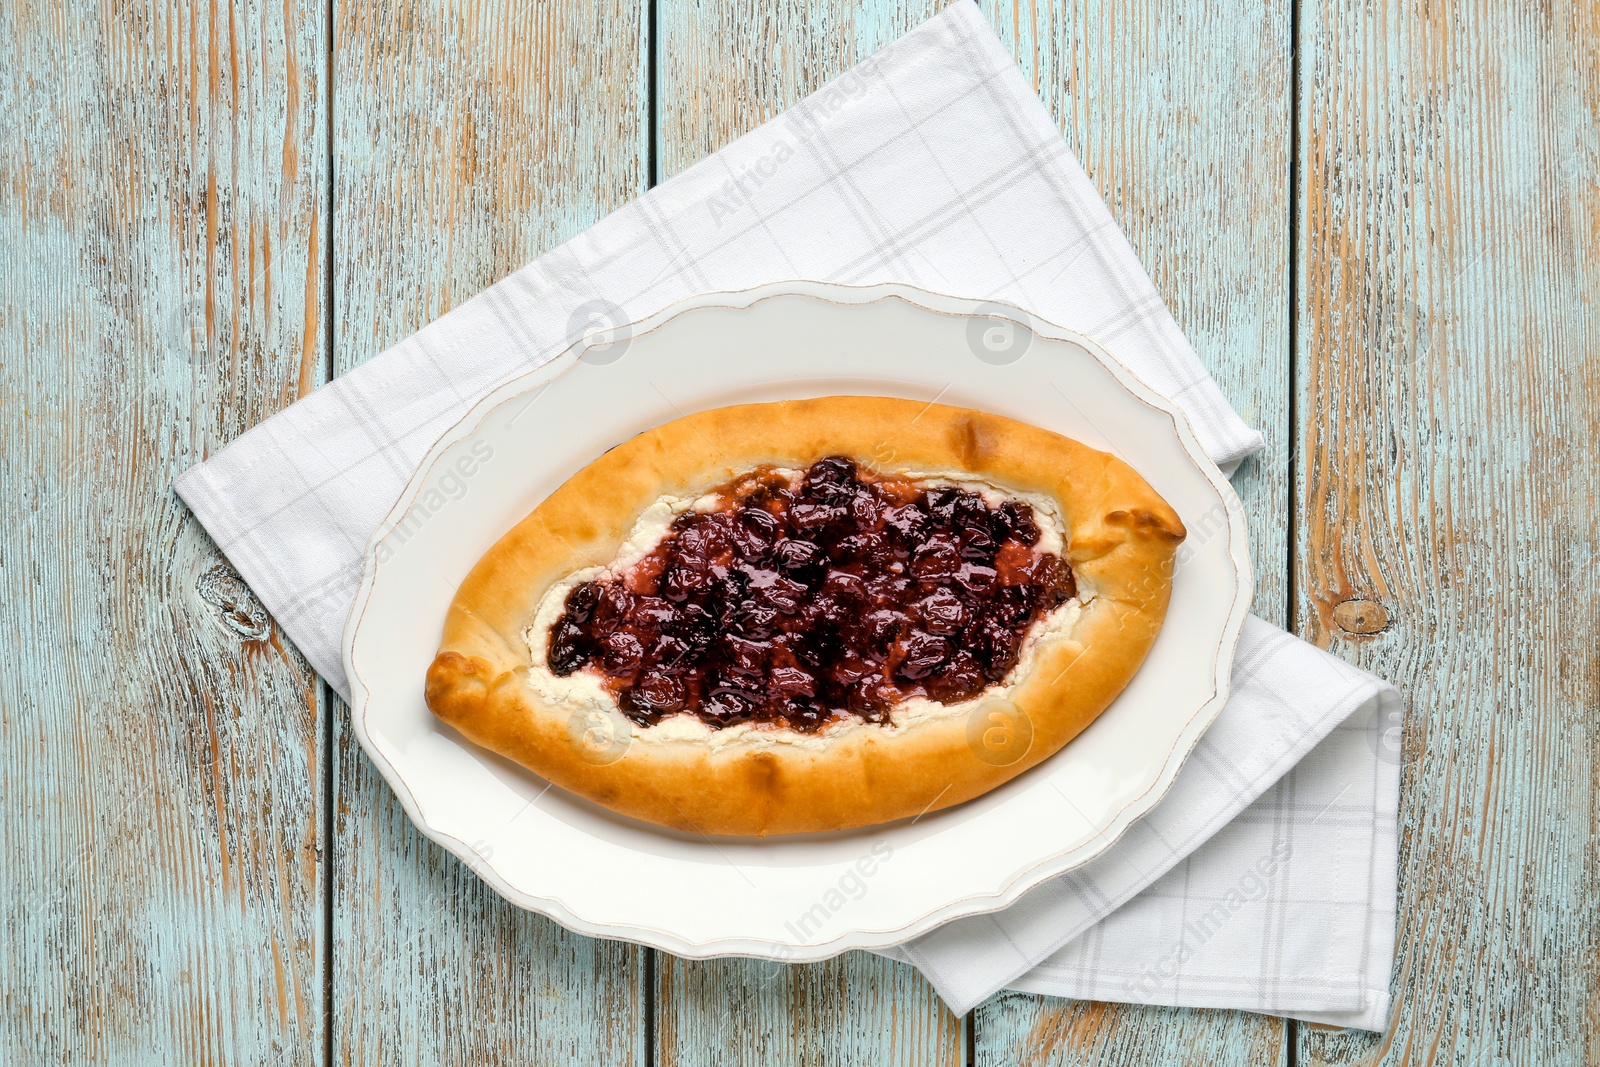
[197,564,271,641]
[1333,598,1388,634]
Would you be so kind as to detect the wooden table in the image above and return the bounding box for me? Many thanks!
[3,0,1594,1062]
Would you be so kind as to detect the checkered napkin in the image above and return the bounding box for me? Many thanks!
[174,0,1400,1032]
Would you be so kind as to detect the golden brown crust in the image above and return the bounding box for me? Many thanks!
[425,396,1184,837]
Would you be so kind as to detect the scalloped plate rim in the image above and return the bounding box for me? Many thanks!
[342,279,1253,960]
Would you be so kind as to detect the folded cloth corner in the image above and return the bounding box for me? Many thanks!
[173,0,1397,1033]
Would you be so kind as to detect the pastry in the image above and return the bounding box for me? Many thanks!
[425,396,1185,836]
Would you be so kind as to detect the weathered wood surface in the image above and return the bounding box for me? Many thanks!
[658,0,1293,1062]
[979,0,1294,1057]
[0,0,329,1063]
[1293,0,1600,1064]
[654,8,960,1063]
[657,952,964,1066]
[5,0,1597,1062]
[329,0,651,1063]
[977,994,1288,1066]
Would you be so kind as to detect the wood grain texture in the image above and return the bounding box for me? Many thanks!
[988,0,1293,625]
[329,0,650,1062]
[657,953,964,1066]
[655,1,1292,1062]
[1294,0,1600,1064]
[0,0,330,1062]
[656,0,940,181]
[653,4,965,1065]
[9,0,1595,1059]
[982,0,1294,1059]
[977,992,1287,1066]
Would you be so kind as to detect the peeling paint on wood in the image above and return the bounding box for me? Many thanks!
[329,0,651,1063]
[657,953,964,1067]
[654,4,968,1064]
[977,993,1287,1066]
[6,0,1596,1061]
[976,0,1294,1061]
[1294,0,1600,1064]
[0,0,330,1062]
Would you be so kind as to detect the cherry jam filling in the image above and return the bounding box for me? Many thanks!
[547,456,1075,732]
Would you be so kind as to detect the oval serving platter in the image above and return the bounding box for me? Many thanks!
[342,280,1252,960]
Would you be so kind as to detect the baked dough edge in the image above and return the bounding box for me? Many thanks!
[424,396,1185,837]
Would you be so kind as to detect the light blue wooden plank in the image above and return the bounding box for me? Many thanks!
[0,0,330,1062]
[329,0,653,1062]
[980,0,1294,1058]
[989,0,1293,623]
[657,953,965,1065]
[655,0,943,181]
[978,994,1288,1065]
[1293,0,1600,1063]
[653,3,966,1064]
[654,1,1292,1063]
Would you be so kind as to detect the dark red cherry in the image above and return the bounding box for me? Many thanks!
[677,522,730,563]
[863,573,910,604]
[915,588,967,635]
[883,504,928,542]
[547,461,1073,733]
[929,650,985,700]
[819,570,867,603]
[959,525,996,559]
[731,506,780,558]
[600,631,644,675]
[647,634,693,668]
[701,691,755,724]
[787,703,828,730]
[833,531,885,560]
[773,537,823,571]
[952,492,990,531]
[953,562,998,594]
[895,630,953,681]
[771,666,817,698]
[720,634,768,674]
[789,502,844,536]
[988,584,1032,625]
[564,581,601,623]
[590,586,634,636]
[734,602,780,639]
[805,456,858,499]
[549,619,589,675]
[987,504,1016,543]
[911,534,960,581]
[626,670,686,714]
[847,488,882,528]
[661,564,712,603]
[1001,501,1040,546]
[921,487,960,526]
[978,620,1022,680]
[674,603,717,649]
[859,608,908,649]
[845,677,893,714]
[630,596,676,628]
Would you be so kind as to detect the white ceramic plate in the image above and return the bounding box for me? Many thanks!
[343,281,1251,960]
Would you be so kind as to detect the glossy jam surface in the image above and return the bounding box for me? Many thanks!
[547,457,1075,731]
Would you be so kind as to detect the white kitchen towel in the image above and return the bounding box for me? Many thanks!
[889,616,1403,1030]
[174,0,1399,1032]
[173,0,1261,698]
